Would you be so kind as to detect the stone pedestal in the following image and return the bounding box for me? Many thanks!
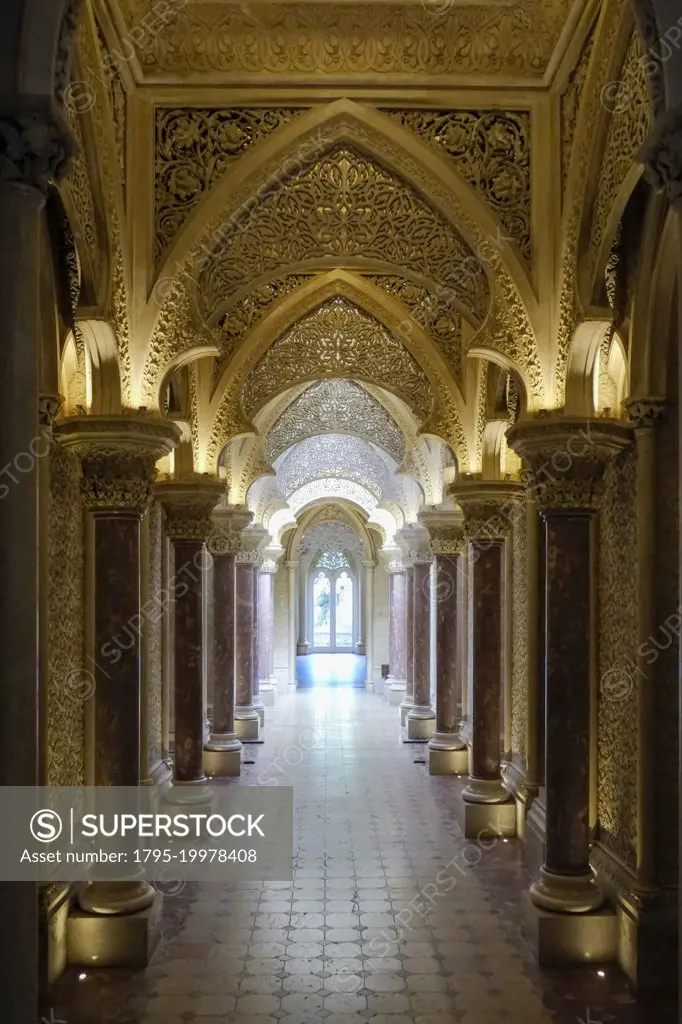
[68,894,164,968]
[57,416,180,917]
[406,558,435,741]
[450,481,522,808]
[508,416,633,915]
[522,892,617,966]
[155,478,225,804]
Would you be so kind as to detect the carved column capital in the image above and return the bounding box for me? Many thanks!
[624,396,667,431]
[448,479,524,539]
[208,504,253,555]
[639,104,682,206]
[259,546,283,575]
[419,508,466,555]
[506,416,633,511]
[0,105,76,190]
[154,478,226,541]
[39,392,64,434]
[284,559,299,571]
[56,413,181,513]
[235,524,270,565]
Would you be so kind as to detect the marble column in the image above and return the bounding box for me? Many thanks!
[508,416,633,912]
[297,560,311,655]
[450,481,522,805]
[155,478,225,803]
[258,553,280,706]
[0,108,73,1024]
[420,512,468,774]
[252,563,264,725]
[400,565,415,725]
[405,554,436,740]
[204,505,252,776]
[57,415,179,912]
[235,528,265,741]
[385,558,407,706]
[286,560,298,688]
[363,560,376,689]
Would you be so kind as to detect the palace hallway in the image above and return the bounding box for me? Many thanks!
[1,0,682,1020]
[52,688,674,1024]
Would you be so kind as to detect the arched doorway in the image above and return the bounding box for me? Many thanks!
[309,550,357,652]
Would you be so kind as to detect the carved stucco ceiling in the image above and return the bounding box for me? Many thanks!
[265,379,406,464]
[195,146,490,325]
[276,434,391,501]
[155,108,300,265]
[243,298,433,422]
[117,0,573,81]
[382,110,531,264]
[299,523,363,560]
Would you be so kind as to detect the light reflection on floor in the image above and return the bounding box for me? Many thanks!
[296,653,366,688]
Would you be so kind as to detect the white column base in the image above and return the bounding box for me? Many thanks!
[203,747,241,777]
[163,778,214,807]
[387,678,406,706]
[259,680,276,706]
[68,892,163,967]
[427,738,468,775]
[235,708,261,742]
[404,706,436,741]
[462,776,510,804]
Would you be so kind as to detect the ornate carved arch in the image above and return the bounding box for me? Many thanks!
[141,100,541,407]
[285,500,378,563]
[203,270,472,472]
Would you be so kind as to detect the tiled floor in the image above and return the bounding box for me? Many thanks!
[52,689,674,1023]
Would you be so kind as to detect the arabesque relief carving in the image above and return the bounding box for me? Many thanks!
[560,23,596,202]
[383,110,531,264]
[277,434,390,501]
[266,380,406,464]
[196,146,490,325]
[116,0,572,79]
[155,108,300,263]
[242,298,433,422]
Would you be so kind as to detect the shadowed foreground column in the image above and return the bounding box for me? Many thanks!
[508,415,632,963]
[450,480,522,838]
[420,511,467,774]
[155,479,225,804]
[57,415,179,918]
[204,505,252,776]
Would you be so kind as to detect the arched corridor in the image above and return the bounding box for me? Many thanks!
[52,688,665,1024]
[0,0,682,1021]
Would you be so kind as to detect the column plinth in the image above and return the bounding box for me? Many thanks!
[449,481,523,805]
[155,478,225,803]
[56,415,180,915]
[508,416,633,914]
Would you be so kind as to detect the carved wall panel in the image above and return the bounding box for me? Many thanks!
[560,23,596,202]
[266,380,406,463]
[597,447,638,871]
[62,98,100,294]
[585,31,652,285]
[117,0,571,79]
[95,26,127,204]
[155,109,299,263]
[197,146,490,325]
[367,275,464,384]
[243,298,433,422]
[383,110,531,264]
[145,502,164,775]
[47,443,85,787]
